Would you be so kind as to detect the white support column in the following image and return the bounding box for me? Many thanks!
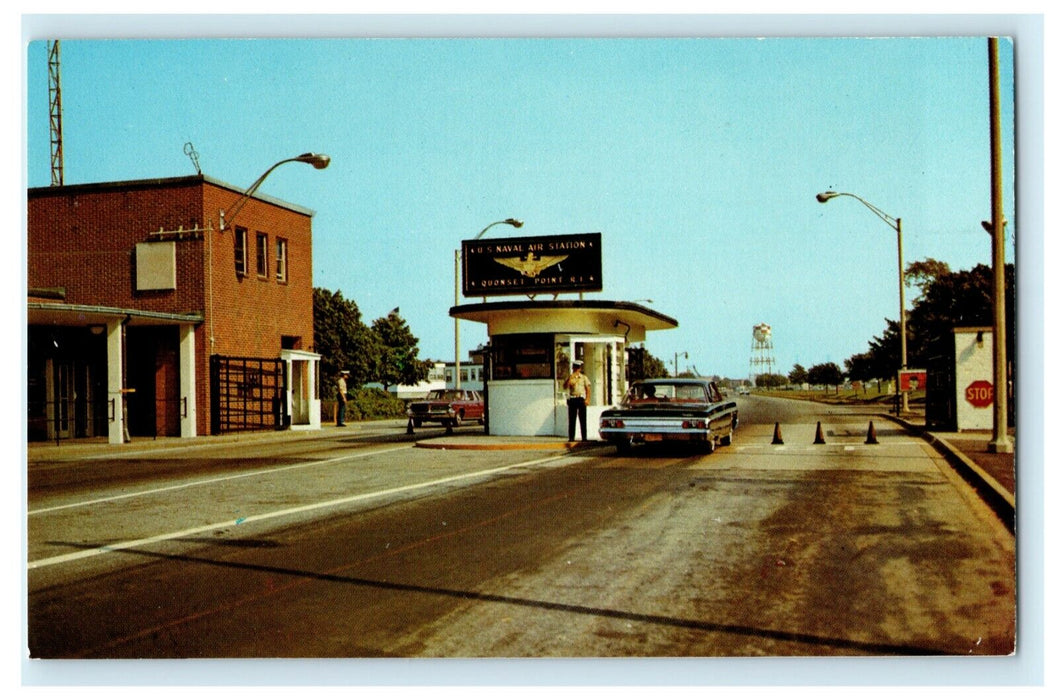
[307,355,321,429]
[179,324,197,437]
[106,318,125,445]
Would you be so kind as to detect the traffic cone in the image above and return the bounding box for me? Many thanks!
[813,421,826,444]
[406,418,415,435]
[865,421,879,444]
[771,422,784,445]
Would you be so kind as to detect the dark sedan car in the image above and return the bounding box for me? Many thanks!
[599,378,738,453]
[407,389,485,428]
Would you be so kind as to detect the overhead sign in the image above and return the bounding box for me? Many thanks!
[462,232,602,297]
[965,379,994,408]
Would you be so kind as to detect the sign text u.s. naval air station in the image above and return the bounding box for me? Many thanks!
[462,232,602,297]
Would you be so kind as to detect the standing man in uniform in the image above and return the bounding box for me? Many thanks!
[563,360,591,441]
[336,370,350,427]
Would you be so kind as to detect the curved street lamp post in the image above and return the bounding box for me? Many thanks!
[219,152,331,231]
[208,152,330,355]
[454,218,523,388]
[816,190,909,414]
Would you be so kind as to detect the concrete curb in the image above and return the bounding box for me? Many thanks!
[415,438,601,452]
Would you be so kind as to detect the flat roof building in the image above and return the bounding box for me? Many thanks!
[27,174,322,443]
[451,299,677,439]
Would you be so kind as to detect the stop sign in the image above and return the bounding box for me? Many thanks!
[965,380,994,408]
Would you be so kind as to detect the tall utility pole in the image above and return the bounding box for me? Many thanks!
[986,37,1013,454]
[48,40,64,186]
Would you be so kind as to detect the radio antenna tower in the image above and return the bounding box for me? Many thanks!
[48,40,64,186]
[749,323,776,381]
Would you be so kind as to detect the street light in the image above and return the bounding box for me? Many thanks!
[219,152,331,231]
[816,190,909,414]
[207,152,330,355]
[673,351,688,377]
[454,218,524,388]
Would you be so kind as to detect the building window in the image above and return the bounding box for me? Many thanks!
[276,237,288,282]
[234,227,248,277]
[491,334,554,379]
[256,233,269,278]
[256,232,269,278]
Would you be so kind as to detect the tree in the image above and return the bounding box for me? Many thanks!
[313,288,379,392]
[849,261,1015,382]
[371,308,431,390]
[629,346,669,379]
[807,362,844,392]
[906,262,1015,366]
[905,257,952,298]
[755,373,786,389]
[788,364,809,386]
[844,352,888,395]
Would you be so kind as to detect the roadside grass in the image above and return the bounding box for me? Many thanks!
[756,388,927,410]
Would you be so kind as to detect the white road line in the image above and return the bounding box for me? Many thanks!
[28,445,414,516]
[28,426,403,463]
[28,452,568,570]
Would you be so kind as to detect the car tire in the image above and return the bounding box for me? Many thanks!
[412,419,422,428]
[701,438,715,455]
[453,411,464,427]
[719,429,733,447]
[614,438,633,455]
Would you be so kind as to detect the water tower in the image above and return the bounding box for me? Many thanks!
[749,323,776,381]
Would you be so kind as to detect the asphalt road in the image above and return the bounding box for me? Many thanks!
[26,396,1015,659]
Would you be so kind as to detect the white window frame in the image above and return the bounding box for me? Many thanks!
[234,227,248,277]
[256,232,269,278]
[276,237,288,282]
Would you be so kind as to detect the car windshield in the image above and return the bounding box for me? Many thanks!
[625,383,709,404]
[427,390,467,401]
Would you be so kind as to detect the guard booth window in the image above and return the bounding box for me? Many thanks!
[490,334,554,379]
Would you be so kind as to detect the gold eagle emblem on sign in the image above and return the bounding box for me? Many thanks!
[493,252,569,278]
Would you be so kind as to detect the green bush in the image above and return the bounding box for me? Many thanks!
[348,388,407,421]
[322,388,408,422]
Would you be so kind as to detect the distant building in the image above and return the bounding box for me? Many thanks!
[445,363,485,391]
[27,174,322,443]
[366,362,447,400]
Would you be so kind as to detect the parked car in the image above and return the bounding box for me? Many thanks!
[407,389,485,428]
[599,378,738,454]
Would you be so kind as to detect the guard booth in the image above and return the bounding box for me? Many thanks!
[927,327,1012,432]
[455,301,677,438]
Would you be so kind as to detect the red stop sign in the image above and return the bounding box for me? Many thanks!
[965,380,994,408]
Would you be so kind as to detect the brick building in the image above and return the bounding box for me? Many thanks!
[27,174,323,443]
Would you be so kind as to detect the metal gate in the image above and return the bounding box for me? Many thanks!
[210,355,287,434]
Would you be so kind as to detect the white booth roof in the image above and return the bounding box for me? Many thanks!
[450,300,677,344]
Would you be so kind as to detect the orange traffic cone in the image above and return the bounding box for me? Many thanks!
[813,421,826,444]
[865,421,879,444]
[771,422,784,445]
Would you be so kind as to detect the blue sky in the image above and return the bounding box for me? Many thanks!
[23,16,1028,380]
